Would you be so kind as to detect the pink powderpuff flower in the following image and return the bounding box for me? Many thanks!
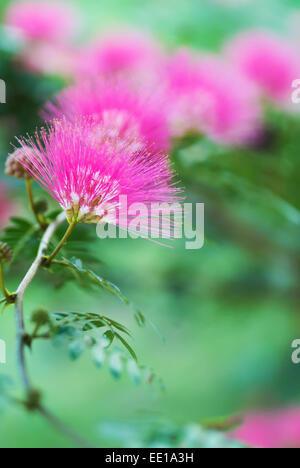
[0,184,14,228]
[44,80,170,154]
[166,50,261,145]
[5,0,76,43]
[230,408,300,448]
[225,30,300,105]
[20,43,77,77]
[16,118,182,239]
[76,31,164,88]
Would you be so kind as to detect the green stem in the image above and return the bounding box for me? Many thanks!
[25,180,46,230]
[31,323,40,340]
[0,262,9,299]
[14,212,94,447]
[46,221,77,266]
[36,406,94,448]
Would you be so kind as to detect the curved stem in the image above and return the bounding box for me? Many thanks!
[15,212,66,391]
[14,212,93,447]
[15,297,30,391]
[37,406,93,449]
[45,221,77,266]
[16,212,66,301]
[25,179,46,231]
[0,262,9,299]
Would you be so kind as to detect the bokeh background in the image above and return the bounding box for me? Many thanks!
[1,0,300,448]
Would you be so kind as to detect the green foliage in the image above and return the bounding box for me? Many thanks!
[1,217,40,263]
[50,310,136,358]
[1,215,100,266]
[1,0,299,449]
[50,257,155,331]
[51,223,102,265]
[50,256,165,342]
[0,215,104,294]
[0,207,161,387]
[98,418,246,448]
[172,109,300,267]
[29,310,162,388]
[0,203,163,393]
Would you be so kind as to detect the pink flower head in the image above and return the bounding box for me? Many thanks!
[21,43,77,77]
[231,408,300,448]
[166,50,261,145]
[77,31,163,87]
[5,1,76,43]
[0,184,14,228]
[16,118,181,238]
[226,30,300,104]
[44,80,170,154]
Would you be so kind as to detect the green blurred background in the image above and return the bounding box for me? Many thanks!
[1,0,300,448]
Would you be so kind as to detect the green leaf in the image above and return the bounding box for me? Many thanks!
[103,330,115,348]
[92,344,106,368]
[180,424,246,448]
[1,217,40,263]
[47,310,158,387]
[50,310,138,364]
[134,311,146,327]
[98,419,247,448]
[68,340,85,361]
[109,352,123,379]
[101,318,131,336]
[133,310,165,342]
[61,257,136,306]
[8,217,32,229]
[56,258,164,341]
[127,359,141,385]
[114,333,137,361]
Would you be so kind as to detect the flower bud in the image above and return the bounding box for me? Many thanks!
[34,200,48,214]
[31,309,50,326]
[5,147,37,180]
[0,242,12,263]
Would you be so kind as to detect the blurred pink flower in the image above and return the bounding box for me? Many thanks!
[5,0,76,43]
[231,408,300,448]
[226,30,300,104]
[16,118,181,236]
[44,80,170,153]
[0,184,14,228]
[76,31,164,87]
[166,50,261,145]
[20,43,77,77]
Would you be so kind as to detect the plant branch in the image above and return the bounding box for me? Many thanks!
[14,211,94,447]
[45,220,77,266]
[0,262,10,299]
[16,212,66,303]
[25,179,46,231]
[37,406,93,448]
[14,212,66,390]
